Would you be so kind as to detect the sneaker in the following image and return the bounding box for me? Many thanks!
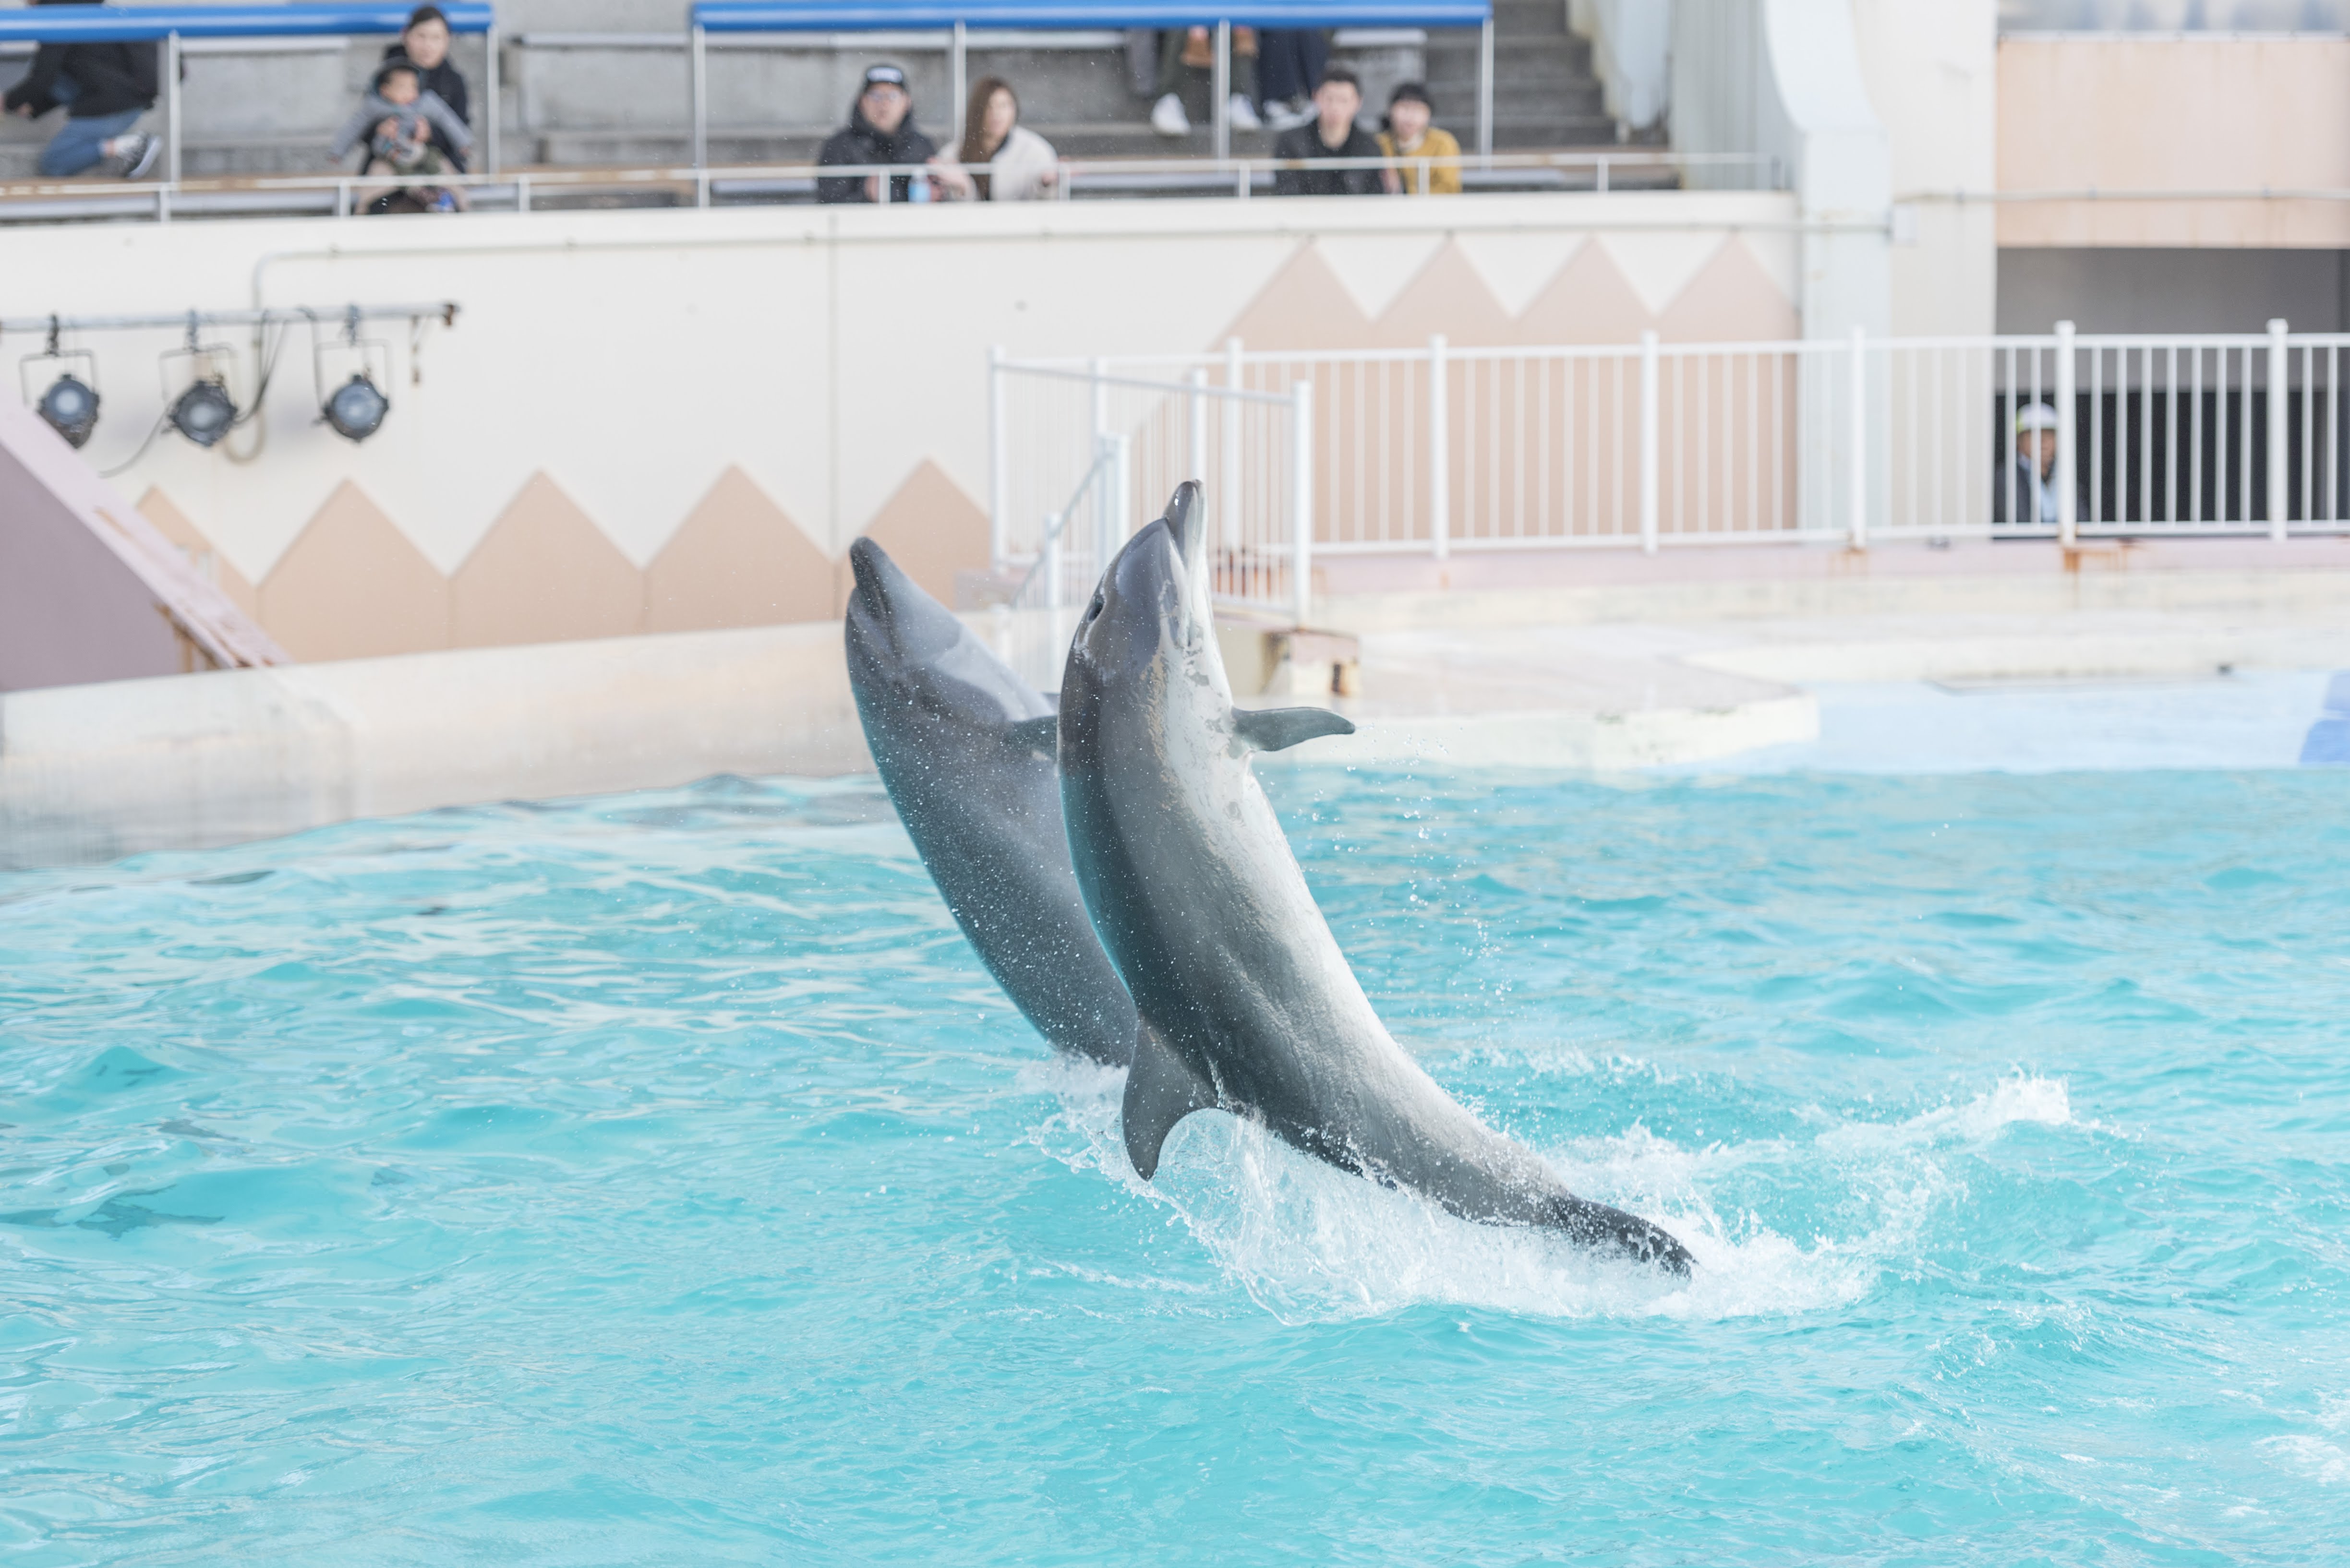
[1266,96,1316,132]
[1150,92,1190,136]
[117,132,160,180]
[1227,94,1263,132]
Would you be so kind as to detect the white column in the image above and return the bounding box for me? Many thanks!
[1427,333,1449,560]
[1291,380,1314,628]
[2055,319,2077,547]
[1638,329,1660,553]
[2268,317,2290,540]
[1189,367,1209,484]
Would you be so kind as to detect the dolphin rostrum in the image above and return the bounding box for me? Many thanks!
[1056,484,1694,1272]
[845,538,1136,1067]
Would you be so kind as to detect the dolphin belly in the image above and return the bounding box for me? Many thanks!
[845,539,1136,1067]
[1058,488,1694,1273]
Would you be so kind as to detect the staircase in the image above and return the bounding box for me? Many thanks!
[1425,0,1626,149]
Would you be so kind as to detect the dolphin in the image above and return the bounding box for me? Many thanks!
[845,539,1136,1067]
[1055,484,1694,1273]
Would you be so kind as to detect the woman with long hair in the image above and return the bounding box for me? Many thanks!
[935,77,1057,201]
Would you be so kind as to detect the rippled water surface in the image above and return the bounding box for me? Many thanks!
[3,769,2347,1565]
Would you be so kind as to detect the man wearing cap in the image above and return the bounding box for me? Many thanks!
[1994,402,2079,527]
[818,65,940,204]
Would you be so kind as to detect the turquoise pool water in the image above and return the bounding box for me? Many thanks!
[3,767,2346,1564]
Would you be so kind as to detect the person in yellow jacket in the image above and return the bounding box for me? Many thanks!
[1376,82,1461,195]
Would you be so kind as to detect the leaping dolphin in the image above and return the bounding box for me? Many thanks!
[1056,484,1694,1273]
[845,539,1136,1067]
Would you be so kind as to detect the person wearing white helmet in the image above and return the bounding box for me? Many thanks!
[1994,401,2075,527]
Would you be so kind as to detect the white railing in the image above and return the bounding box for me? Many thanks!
[991,355,1310,631]
[994,321,2350,598]
[0,150,1777,225]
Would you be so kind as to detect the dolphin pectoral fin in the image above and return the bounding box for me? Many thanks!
[1552,1195,1698,1277]
[1231,706,1357,754]
[1121,1020,1216,1181]
[1001,716,1058,757]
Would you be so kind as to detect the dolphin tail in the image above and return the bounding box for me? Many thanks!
[1549,1195,1697,1277]
[1122,1018,1217,1180]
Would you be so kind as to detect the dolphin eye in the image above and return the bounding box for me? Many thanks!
[1082,593,1105,624]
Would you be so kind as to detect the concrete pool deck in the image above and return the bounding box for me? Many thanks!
[7,540,2350,869]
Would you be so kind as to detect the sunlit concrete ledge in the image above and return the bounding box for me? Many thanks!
[9,557,2350,871]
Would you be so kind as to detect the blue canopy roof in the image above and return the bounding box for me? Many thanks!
[0,4,496,43]
[690,1,1491,31]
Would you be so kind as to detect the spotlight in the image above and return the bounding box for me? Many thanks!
[168,377,238,448]
[322,371,389,443]
[36,373,100,448]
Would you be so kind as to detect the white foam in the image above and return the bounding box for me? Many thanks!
[1815,1072,2073,1153]
[2259,1435,2350,1486]
[1021,1059,1871,1325]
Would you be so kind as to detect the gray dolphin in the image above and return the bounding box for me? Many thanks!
[1056,484,1694,1273]
[845,539,1136,1067]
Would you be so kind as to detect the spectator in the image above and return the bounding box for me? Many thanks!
[818,64,940,204]
[1377,82,1460,195]
[934,77,1058,203]
[381,4,470,173]
[333,57,470,211]
[1272,66,1382,197]
[2,0,160,180]
[1994,403,2083,527]
[1150,26,1259,137]
[1254,30,1327,132]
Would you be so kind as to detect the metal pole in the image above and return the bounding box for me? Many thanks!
[165,32,181,186]
[485,24,501,175]
[1638,328,1659,553]
[1291,380,1314,628]
[2055,318,2077,546]
[1477,18,1494,161]
[1428,333,1449,560]
[2268,316,2290,540]
[1848,323,1868,549]
[989,344,1009,571]
[1223,337,1243,568]
[1213,20,1231,163]
[952,22,968,145]
[690,24,708,171]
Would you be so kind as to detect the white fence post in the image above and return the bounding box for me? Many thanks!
[1189,367,1209,484]
[165,32,181,186]
[1044,515,1064,612]
[2269,317,2290,540]
[1291,380,1314,628]
[988,344,1007,571]
[1848,324,1868,550]
[1428,333,1449,560]
[1100,431,1132,567]
[1222,337,1243,560]
[1638,329,1660,553]
[2055,319,2077,547]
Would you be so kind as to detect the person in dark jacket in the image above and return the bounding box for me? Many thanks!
[3,0,160,179]
[817,64,940,204]
[1991,401,2087,529]
[378,5,470,173]
[1271,66,1383,197]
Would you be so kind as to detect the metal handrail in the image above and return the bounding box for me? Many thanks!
[0,149,1783,224]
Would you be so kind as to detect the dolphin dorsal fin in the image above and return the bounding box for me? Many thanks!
[1002,715,1057,757]
[1231,706,1355,754]
[1122,1019,1217,1181]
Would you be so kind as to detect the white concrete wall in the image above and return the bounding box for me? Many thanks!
[2,193,1800,595]
[1851,0,1997,337]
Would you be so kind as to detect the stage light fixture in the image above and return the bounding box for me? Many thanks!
[168,377,238,448]
[322,371,389,443]
[36,373,100,448]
